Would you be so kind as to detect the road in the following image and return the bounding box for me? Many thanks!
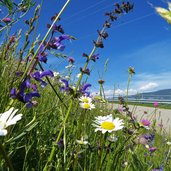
[110,103,171,133]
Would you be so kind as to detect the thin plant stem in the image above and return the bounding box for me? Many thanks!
[0,6,31,33]
[43,100,73,171]
[0,143,14,171]
[75,25,107,92]
[38,62,68,109]
[31,0,44,43]
[96,133,105,171]
[126,73,132,105]
[20,0,71,82]
[75,46,96,91]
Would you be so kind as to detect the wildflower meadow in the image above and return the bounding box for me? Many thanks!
[0,0,171,171]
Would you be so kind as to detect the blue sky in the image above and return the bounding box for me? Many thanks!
[2,0,171,96]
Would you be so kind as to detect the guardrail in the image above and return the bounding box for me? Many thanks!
[107,95,171,104]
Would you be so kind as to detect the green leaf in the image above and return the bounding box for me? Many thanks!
[69,35,77,40]
[4,0,13,13]
[51,51,68,58]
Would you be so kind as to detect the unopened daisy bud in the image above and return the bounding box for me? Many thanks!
[98,79,105,84]
[123,161,128,167]
[128,66,135,74]
[77,73,81,78]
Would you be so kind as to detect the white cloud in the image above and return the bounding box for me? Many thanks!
[132,72,171,92]
[139,82,158,91]
[92,71,171,97]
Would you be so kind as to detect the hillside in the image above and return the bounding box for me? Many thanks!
[131,89,171,100]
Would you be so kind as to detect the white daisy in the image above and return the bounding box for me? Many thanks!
[79,96,92,103]
[93,114,124,134]
[76,137,89,145]
[80,102,95,110]
[0,107,22,136]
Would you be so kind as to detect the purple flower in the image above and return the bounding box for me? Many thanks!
[2,17,11,23]
[57,139,64,148]
[37,44,48,63]
[40,70,54,78]
[67,57,75,64]
[47,24,64,34]
[152,165,163,171]
[53,35,71,51]
[79,84,91,96]
[31,70,54,87]
[60,79,70,91]
[144,134,155,142]
[148,147,157,153]
[80,68,90,75]
[90,54,99,62]
[141,119,151,126]
[10,88,17,99]
[82,53,89,58]
[118,107,123,112]
[153,102,159,107]
[10,79,40,108]
[15,71,24,77]
[24,92,40,102]
[158,123,163,128]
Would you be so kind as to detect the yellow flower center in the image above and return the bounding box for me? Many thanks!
[82,98,89,103]
[83,103,90,109]
[101,121,115,130]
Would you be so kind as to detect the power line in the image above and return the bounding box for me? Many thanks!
[76,12,155,41]
[62,0,108,22]
[112,12,155,29]
[62,3,113,26]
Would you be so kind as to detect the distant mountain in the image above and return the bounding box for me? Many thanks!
[130,89,171,100]
[141,89,171,96]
